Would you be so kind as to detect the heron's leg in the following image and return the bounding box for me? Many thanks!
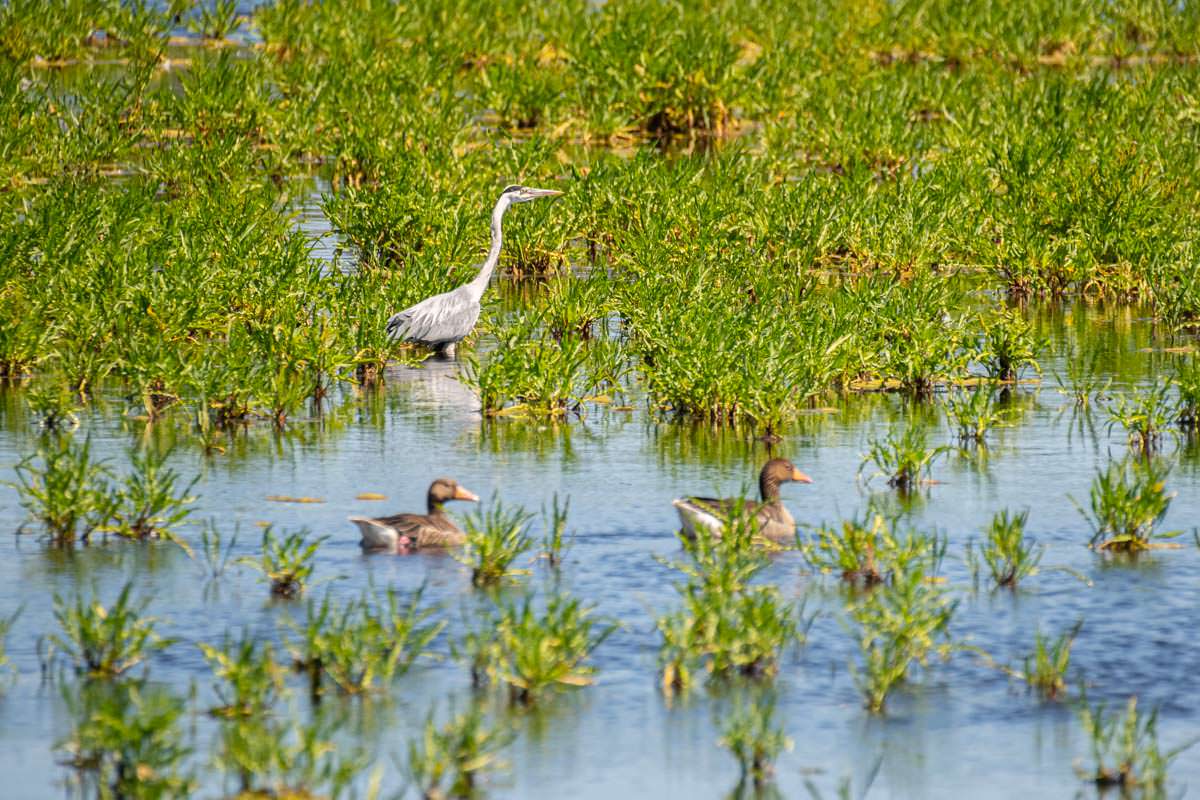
[436,342,457,359]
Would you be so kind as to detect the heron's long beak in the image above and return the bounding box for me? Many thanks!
[525,188,563,198]
[454,486,480,502]
[792,468,813,484]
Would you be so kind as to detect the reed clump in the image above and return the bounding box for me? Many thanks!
[58,680,194,800]
[462,594,613,706]
[803,513,946,588]
[658,516,801,695]
[405,704,511,799]
[461,500,535,587]
[719,693,792,792]
[288,587,444,697]
[848,563,957,714]
[1077,459,1180,553]
[1020,623,1080,702]
[198,633,287,718]
[1077,696,1198,794]
[241,526,324,598]
[52,583,173,679]
[967,510,1043,589]
[860,425,948,491]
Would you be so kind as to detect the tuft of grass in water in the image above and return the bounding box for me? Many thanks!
[1054,343,1110,408]
[967,509,1042,589]
[1020,622,1080,702]
[848,564,956,714]
[212,709,364,799]
[287,586,444,697]
[470,594,614,707]
[404,704,511,800]
[541,493,571,569]
[25,379,82,431]
[198,632,286,719]
[944,385,1011,444]
[58,680,194,800]
[719,692,792,792]
[0,607,19,689]
[111,447,197,542]
[52,583,173,679]
[1104,381,1178,453]
[803,513,945,588]
[1172,356,1200,431]
[658,515,801,695]
[241,526,324,598]
[460,500,535,587]
[860,424,948,491]
[12,434,117,546]
[1075,459,1180,553]
[198,522,238,582]
[979,307,1043,381]
[1077,696,1198,794]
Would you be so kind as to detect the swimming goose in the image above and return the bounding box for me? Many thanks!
[672,459,813,544]
[349,478,479,552]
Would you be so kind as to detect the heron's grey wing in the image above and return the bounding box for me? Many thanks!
[386,288,480,345]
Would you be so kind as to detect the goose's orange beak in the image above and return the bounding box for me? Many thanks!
[792,468,813,484]
[454,486,480,502]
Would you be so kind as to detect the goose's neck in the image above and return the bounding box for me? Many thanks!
[759,475,782,502]
[466,195,511,302]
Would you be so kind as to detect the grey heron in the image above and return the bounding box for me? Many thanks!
[385,184,563,357]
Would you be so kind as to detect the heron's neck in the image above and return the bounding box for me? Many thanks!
[466,196,511,302]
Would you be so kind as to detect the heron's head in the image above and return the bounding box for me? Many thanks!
[502,184,563,204]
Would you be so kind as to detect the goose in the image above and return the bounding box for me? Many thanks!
[349,478,478,552]
[672,459,812,544]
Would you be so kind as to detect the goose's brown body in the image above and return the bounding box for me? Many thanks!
[672,459,812,544]
[349,478,478,552]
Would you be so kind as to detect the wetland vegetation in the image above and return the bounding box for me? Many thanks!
[2,0,1200,797]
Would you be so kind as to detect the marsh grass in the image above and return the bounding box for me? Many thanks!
[849,565,957,714]
[1020,622,1080,701]
[979,308,1043,381]
[1076,459,1180,553]
[213,710,363,799]
[1054,344,1111,408]
[241,526,325,598]
[803,513,946,588]
[1172,356,1200,431]
[1077,696,1198,794]
[719,693,792,791]
[52,583,173,679]
[658,515,801,693]
[967,510,1043,589]
[13,435,117,546]
[0,607,19,688]
[405,704,511,799]
[199,632,286,719]
[541,493,571,568]
[485,594,614,706]
[58,680,194,800]
[1105,382,1178,453]
[860,425,948,491]
[111,447,197,542]
[198,522,238,582]
[287,586,445,697]
[461,500,535,587]
[944,385,1011,444]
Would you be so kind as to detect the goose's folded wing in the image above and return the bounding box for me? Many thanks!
[675,497,761,518]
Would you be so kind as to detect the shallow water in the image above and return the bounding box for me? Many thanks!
[1,297,1199,799]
